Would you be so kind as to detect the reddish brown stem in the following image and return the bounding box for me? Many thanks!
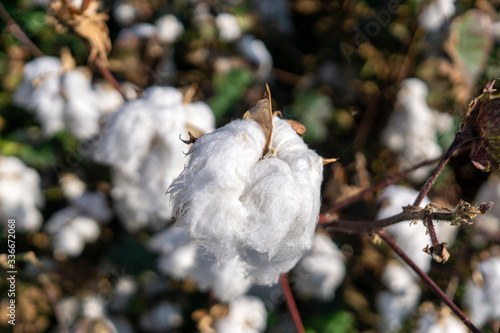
[413,133,464,208]
[322,155,442,214]
[423,213,440,247]
[280,274,305,333]
[0,1,44,57]
[94,56,128,101]
[377,231,481,333]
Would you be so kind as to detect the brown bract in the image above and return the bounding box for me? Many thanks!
[243,84,273,156]
[48,0,111,66]
[462,79,500,172]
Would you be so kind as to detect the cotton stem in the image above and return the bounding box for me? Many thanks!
[280,274,305,333]
[377,231,481,333]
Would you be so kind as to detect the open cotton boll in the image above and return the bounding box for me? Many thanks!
[418,0,455,32]
[62,70,101,140]
[0,156,43,232]
[169,116,323,285]
[473,174,500,236]
[238,34,273,80]
[293,233,346,301]
[381,78,448,183]
[412,309,466,333]
[377,262,422,332]
[215,13,242,42]
[214,296,267,333]
[155,14,184,44]
[185,101,217,136]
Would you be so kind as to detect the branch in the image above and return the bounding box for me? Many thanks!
[0,2,44,57]
[280,274,305,333]
[377,231,481,333]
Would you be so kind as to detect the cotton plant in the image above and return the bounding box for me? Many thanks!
[213,296,267,333]
[381,78,453,183]
[45,174,112,258]
[375,185,458,331]
[93,86,216,232]
[215,13,242,42]
[418,0,456,32]
[412,306,466,333]
[0,156,43,232]
[377,261,422,332]
[148,226,253,302]
[292,232,346,301]
[13,55,104,140]
[464,256,500,327]
[169,91,326,285]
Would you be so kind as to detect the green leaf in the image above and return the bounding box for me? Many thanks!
[288,90,333,143]
[208,68,253,119]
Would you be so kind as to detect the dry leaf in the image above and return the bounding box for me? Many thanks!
[48,0,111,66]
[243,84,273,156]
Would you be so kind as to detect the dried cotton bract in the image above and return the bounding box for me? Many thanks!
[169,107,323,285]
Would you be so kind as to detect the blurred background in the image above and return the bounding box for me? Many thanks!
[1,0,500,332]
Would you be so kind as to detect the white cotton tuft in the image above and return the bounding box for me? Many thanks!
[0,156,43,232]
[82,296,106,320]
[214,296,267,333]
[169,116,323,285]
[238,34,273,80]
[376,262,422,332]
[418,0,455,32]
[93,86,214,231]
[464,257,500,326]
[148,226,252,301]
[292,233,346,301]
[473,174,500,238]
[412,309,466,333]
[215,13,242,42]
[62,70,101,140]
[381,78,452,183]
[155,14,184,43]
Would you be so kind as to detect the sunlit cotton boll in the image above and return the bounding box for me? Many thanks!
[292,233,346,301]
[169,116,323,285]
[381,78,452,183]
[93,86,215,232]
[0,156,43,232]
[377,261,422,333]
[215,13,242,42]
[464,257,500,327]
[214,296,267,333]
[155,14,184,44]
[412,308,466,333]
[13,56,64,136]
[418,0,456,32]
[238,34,273,81]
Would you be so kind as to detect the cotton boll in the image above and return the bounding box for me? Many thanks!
[94,82,127,115]
[214,296,267,333]
[185,101,216,136]
[169,117,323,285]
[377,262,422,332]
[112,1,139,26]
[381,78,448,183]
[211,259,253,302]
[54,225,87,258]
[117,23,158,40]
[62,70,101,140]
[0,156,43,232]
[480,257,500,319]
[70,216,101,243]
[463,280,491,327]
[238,34,273,80]
[293,233,346,301]
[413,309,466,333]
[474,174,500,236]
[139,301,183,332]
[418,0,455,32]
[109,277,138,313]
[215,13,242,42]
[155,14,184,44]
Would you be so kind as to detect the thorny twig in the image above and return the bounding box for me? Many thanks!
[377,231,482,333]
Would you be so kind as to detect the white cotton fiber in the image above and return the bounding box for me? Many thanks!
[215,13,242,42]
[0,156,44,232]
[412,309,466,333]
[169,116,323,285]
[214,295,267,333]
[293,233,346,301]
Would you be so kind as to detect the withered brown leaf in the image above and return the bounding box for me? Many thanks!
[243,84,273,156]
[48,0,111,66]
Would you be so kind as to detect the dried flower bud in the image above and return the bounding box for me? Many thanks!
[462,79,500,172]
